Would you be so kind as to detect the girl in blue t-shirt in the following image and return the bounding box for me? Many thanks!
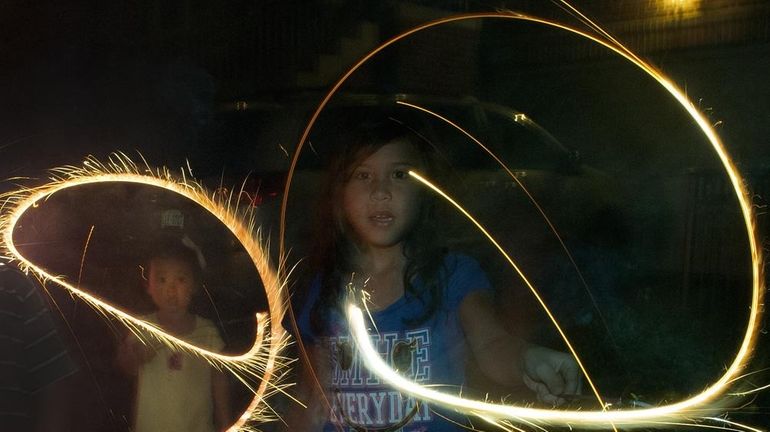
[287,116,580,431]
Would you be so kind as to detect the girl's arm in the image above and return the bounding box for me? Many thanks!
[212,368,232,431]
[459,291,581,404]
[281,343,333,431]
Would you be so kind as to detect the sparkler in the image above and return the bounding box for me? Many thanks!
[280,6,764,432]
[346,171,755,428]
[0,154,292,432]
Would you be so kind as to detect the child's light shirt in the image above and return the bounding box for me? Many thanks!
[134,313,224,432]
[297,253,492,432]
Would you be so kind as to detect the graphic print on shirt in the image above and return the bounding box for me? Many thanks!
[329,328,432,429]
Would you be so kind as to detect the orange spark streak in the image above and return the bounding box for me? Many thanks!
[77,225,95,288]
[408,170,608,421]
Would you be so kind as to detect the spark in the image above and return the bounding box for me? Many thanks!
[704,417,766,432]
[77,225,95,288]
[280,7,764,431]
[278,143,290,158]
[729,382,770,397]
[0,153,293,431]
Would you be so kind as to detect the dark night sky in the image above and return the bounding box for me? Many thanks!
[2,1,216,177]
[1,1,768,178]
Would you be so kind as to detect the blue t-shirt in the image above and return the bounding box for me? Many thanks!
[295,253,492,432]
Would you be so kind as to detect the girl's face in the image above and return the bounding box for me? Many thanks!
[147,257,196,314]
[341,139,423,252]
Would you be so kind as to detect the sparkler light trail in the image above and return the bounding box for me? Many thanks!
[345,171,757,428]
[0,154,293,432]
[280,6,764,432]
[407,170,607,413]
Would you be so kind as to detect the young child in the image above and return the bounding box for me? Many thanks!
[288,117,581,431]
[117,239,231,432]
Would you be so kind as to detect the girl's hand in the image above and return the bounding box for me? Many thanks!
[127,335,157,363]
[459,291,582,404]
[522,345,581,405]
[117,334,157,375]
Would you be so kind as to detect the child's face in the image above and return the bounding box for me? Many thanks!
[147,257,195,314]
[342,139,422,251]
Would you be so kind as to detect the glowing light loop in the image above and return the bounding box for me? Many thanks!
[0,154,293,431]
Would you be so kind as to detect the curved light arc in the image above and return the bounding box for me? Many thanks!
[1,164,290,431]
[279,10,762,427]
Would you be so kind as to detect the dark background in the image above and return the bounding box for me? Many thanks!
[1,1,769,430]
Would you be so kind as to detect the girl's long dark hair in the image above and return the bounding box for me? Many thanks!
[308,116,448,334]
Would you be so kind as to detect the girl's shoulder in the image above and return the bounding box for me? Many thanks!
[193,315,217,329]
[440,252,492,308]
[442,251,478,265]
[191,314,225,351]
[441,252,488,278]
[288,273,334,342]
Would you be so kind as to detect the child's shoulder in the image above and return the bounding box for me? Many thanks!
[191,314,225,351]
[440,252,492,305]
[193,314,218,330]
[441,251,486,275]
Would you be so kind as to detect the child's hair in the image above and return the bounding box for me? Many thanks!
[144,236,203,287]
[309,115,449,332]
